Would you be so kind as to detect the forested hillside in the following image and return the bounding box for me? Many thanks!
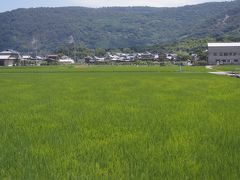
[0,0,240,52]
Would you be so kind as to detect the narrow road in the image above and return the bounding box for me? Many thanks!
[206,65,240,78]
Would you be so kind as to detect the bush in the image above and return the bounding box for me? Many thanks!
[194,61,208,66]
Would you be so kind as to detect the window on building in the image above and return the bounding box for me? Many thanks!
[229,52,233,56]
[233,53,237,56]
[219,52,223,56]
[234,59,238,62]
[222,60,226,63]
[224,53,228,56]
[213,53,217,56]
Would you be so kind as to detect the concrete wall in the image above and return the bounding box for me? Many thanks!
[208,46,240,65]
[4,60,14,66]
[0,60,14,66]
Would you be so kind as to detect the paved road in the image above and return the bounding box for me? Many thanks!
[206,65,240,77]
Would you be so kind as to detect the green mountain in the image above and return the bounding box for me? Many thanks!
[0,0,240,52]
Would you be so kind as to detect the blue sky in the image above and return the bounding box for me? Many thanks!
[0,0,228,12]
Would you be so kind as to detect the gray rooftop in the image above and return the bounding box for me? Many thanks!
[208,43,240,47]
[0,49,20,55]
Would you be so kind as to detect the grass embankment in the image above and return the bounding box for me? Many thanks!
[0,65,239,179]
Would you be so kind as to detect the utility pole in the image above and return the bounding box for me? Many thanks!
[32,36,38,59]
[68,35,76,63]
[36,40,38,58]
[179,62,182,72]
[74,41,77,63]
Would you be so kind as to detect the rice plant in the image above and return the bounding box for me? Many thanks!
[0,65,239,179]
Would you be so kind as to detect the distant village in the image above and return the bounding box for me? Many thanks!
[0,42,240,66]
[0,49,200,67]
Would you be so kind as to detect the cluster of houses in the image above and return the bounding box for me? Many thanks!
[85,52,198,66]
[85,52,161,63]
[1,42,240,66]
[86,42,240,65]
[0,49,75,66]
[0,49,177,67]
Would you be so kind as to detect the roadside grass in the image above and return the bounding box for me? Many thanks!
[0,66,239,179]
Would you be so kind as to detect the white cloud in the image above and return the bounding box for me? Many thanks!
[69,0,228,7]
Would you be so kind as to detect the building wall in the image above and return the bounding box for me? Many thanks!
[0,60,14,66]
[4,60,14,66]
[208,46,240,65]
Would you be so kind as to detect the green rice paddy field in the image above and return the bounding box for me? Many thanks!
[0,65,239,179]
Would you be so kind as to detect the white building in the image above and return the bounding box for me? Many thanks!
[0,49,21,66]
[208,43,240,65]
[59,56,75,64]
